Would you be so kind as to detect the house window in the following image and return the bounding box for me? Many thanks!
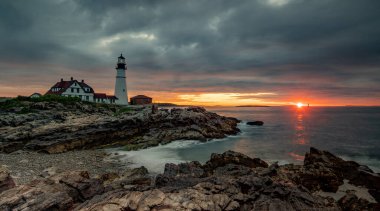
[77,88,79,93]
[86,96,89,101]
[71,88,74,92]
[79,95,82,99]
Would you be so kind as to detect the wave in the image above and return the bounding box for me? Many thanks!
[114,140,204,173]
[339,155,380,173]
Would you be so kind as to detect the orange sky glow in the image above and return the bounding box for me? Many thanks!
[1,85,379,107]
[1,62,379,107]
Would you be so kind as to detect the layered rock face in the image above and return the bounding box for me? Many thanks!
[1,149,379,210]
[0,101,240,153]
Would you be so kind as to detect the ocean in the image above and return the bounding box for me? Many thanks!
[116,106,380,173]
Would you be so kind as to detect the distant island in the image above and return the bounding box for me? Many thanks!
[236,105,271,107]
[155,102,179,107]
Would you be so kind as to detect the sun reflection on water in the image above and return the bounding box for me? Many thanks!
[288,107,309,161]
[294,108,307,145]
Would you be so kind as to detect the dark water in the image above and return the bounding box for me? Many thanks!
[119,106,380,173]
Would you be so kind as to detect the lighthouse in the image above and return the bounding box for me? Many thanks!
[114,54,129,105]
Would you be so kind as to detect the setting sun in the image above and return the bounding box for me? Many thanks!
[297,102,304,108]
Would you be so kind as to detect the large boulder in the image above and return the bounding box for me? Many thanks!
[203,150,268,175]
[247,121,264,126]
[299,147,380,202]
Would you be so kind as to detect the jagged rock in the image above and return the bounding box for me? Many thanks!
[247,121,264,126]
[302,147,380,201]
[0,166,15,193]
[203,150,268,175]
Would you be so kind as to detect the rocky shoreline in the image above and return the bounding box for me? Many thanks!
[1,99,380,210]
[1,148,379,210]
[0,99,240,153]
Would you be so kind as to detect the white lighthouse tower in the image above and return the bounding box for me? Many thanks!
[114,54,129,105]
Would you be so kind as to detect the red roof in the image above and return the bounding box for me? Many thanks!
[131,95,152,99]
[94,93,107,98]
[107,95,118,99]
[94,93,118,99]
[45,79,94,95]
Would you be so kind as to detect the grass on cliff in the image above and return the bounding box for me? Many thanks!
[0,95,135,115]
[0,95,82,110]
[114,107,133,116]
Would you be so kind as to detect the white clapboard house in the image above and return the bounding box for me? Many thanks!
[45,77,117,104]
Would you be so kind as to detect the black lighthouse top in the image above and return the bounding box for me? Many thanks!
[116,54,126,70]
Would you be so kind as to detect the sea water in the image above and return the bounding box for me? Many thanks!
[117,106,380,173]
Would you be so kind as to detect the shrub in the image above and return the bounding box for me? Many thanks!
[29,95,82,104]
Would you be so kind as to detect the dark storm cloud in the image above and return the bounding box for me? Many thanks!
[0,0,379,101]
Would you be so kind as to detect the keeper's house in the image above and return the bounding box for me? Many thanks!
[45,77,117,104]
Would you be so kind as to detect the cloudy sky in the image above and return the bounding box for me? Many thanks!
[1,0,379,106]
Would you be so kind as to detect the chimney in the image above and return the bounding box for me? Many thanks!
[81,79,84,83]
[61,78,63,82]
[70,77,73,81]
